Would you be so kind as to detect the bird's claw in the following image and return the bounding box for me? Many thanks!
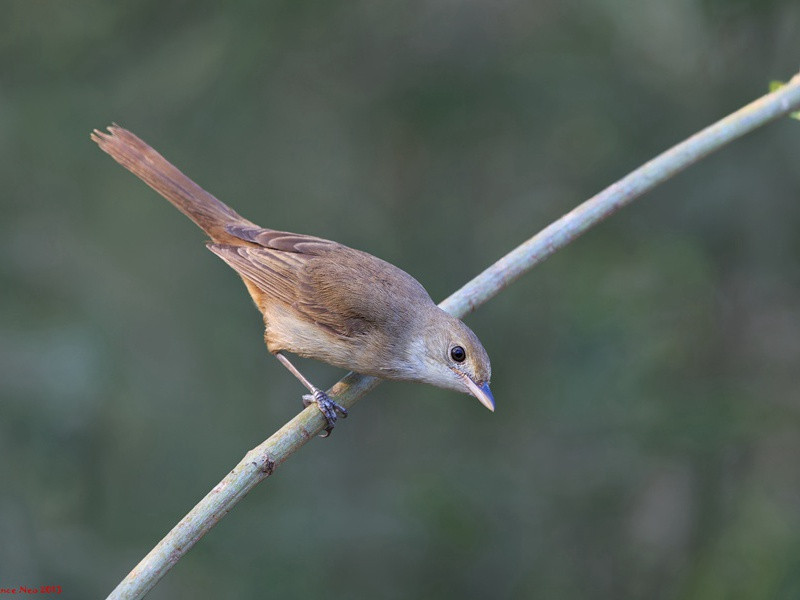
[302,389,348,436]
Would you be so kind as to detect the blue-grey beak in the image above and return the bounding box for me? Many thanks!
[461,374,495,412]
[477,382,495,412]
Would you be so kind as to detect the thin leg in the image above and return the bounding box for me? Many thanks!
[274,352,348,436]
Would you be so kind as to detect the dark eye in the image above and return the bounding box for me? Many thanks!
[450,346,466,362]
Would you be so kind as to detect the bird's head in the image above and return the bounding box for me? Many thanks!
[411,308,494,411]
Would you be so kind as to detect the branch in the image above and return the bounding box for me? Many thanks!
[107,71,800,600]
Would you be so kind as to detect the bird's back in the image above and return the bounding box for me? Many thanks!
[209,225,436,363]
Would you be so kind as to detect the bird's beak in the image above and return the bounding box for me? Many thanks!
[460,373,495,412]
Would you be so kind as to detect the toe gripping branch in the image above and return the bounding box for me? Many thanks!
[303,388,348,437]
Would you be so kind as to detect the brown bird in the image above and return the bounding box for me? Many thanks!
[91,125,493,434]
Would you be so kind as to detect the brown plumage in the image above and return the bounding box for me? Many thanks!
[91,125,493,433]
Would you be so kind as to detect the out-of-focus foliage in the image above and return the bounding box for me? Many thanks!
[2,1,800,598]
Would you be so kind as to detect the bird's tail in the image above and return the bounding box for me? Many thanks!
[91,125,255,243]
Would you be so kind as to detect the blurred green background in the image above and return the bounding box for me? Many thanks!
[2,1,800,598]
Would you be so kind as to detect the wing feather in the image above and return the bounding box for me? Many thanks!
[207,244,300,308]
[208,225,433,340]
[207,242,369,337]
[225,224,337,254]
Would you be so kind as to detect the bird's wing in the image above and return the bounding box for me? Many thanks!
[207,243,306,308]
[224,224,336,255]
[209,224,432,339]
[207,239,372,338]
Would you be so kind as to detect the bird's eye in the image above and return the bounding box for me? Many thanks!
[450,346,466,362]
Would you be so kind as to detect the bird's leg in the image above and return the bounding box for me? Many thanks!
[274,352,348,436]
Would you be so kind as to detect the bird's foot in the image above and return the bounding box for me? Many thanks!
[302,389,348,437]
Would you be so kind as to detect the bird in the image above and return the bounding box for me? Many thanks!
[91,125,494,435]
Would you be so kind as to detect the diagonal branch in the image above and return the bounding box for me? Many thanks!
[107,71,800,600]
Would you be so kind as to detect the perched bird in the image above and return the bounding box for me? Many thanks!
[92,125,493,434]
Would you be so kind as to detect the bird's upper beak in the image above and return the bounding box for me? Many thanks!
[459,373,495,412]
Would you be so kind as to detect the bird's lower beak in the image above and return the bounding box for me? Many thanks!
[462,374,495,412]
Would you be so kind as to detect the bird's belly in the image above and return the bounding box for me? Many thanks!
[262,302,358,370]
